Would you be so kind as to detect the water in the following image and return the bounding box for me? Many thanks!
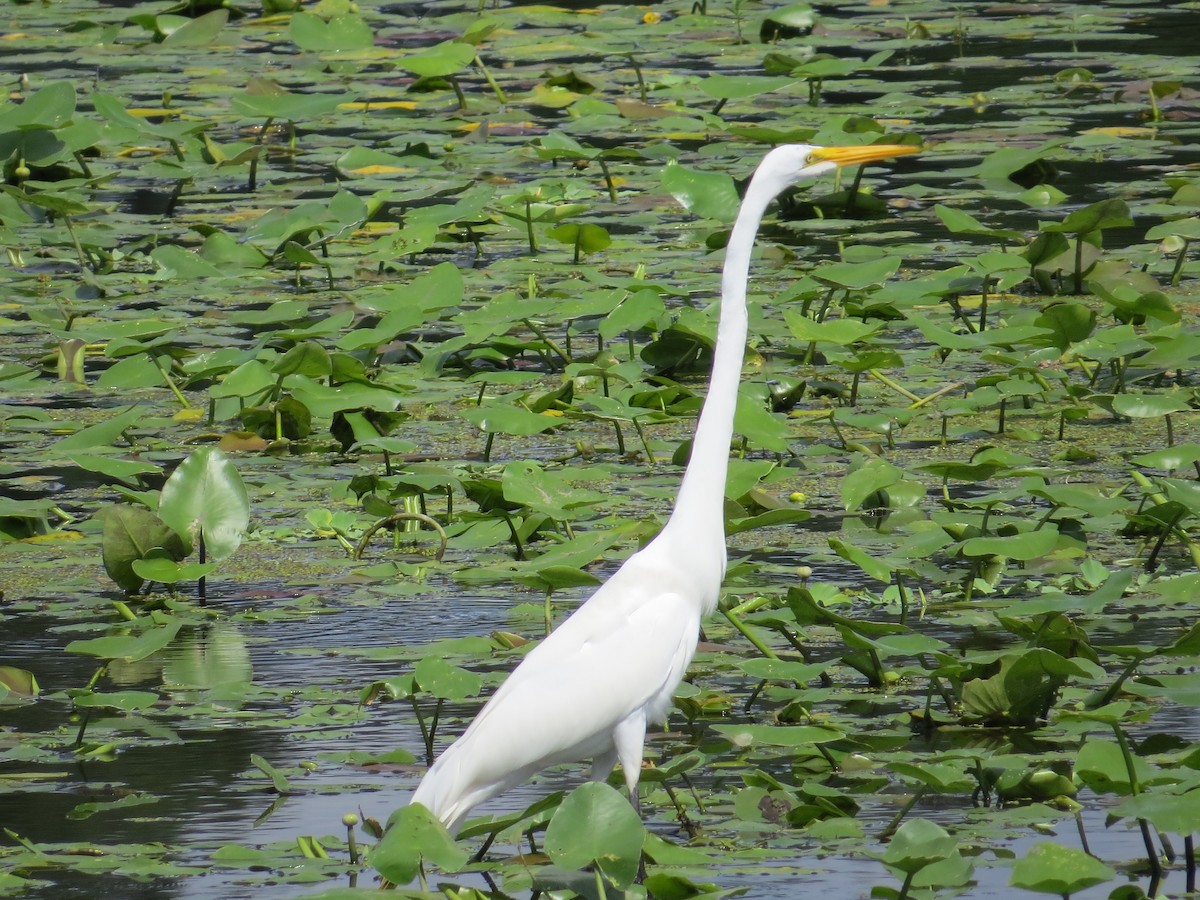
[5,571,1198,897]
[4,0,1200,896]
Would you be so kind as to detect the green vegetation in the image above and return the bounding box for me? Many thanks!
[2,0,1199,897]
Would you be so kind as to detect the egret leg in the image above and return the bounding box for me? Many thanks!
[591,748,618,783]
[612,712,648,813]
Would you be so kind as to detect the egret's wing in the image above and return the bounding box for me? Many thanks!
[415,561,700,825]
[477,592,696,739]
[468,582,695,746]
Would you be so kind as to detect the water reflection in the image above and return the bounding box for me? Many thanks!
[0,598,520,899]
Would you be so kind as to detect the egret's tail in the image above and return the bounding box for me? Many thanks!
[410,756,472,835]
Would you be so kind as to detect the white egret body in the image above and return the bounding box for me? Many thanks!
[411,143,918,834]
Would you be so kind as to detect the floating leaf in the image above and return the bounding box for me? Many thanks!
[53,407,146,454]
[400,41,476,78]
[73,690,159,712]
[67,621,183,662]
[290,11,374,51]
[711,724,842,747]
[462,404,560,437]
[961,526,1060,561]
[1010,842,1114,895]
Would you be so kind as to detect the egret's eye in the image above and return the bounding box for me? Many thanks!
[805,152,819,166]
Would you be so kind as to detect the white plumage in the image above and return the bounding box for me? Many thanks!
[411,142,919,835]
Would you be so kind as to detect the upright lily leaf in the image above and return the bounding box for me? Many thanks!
[99,505,188,593]
[372,803,468,885]
[272,341,332,379]
[158,448,250,560]
[1044,198,1132,236]
[161,9,229,46]
[411,656,482,701]
[880,819,957,875]
[543,782,645,890]
[0,666,39,705]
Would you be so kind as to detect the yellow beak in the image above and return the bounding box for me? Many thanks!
[810,143,921,167]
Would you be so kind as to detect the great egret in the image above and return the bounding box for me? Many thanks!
[411,142,919,835]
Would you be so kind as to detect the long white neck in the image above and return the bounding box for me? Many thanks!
[663,169,779,537]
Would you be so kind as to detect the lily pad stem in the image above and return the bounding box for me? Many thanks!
[631,418,654,464]
[625,54,648,104]
[1113,723,1165,883]
[74,664,109,746]
[151,355,190,408]
[524,199,537,253]
[661,782,699,837]
[879,785,926,840]
[826,410,848,449]
[72,150,93,179]
[62,216,90,273]
[353,512,448,562]
[1129,470,1200,568]
[867,369,921,403]
[470,831,499,863]
[845,165,865,216]
[1087,652,1149,709]
[1169,239,1189,286]
[249,116,273,192]
[942,295,977,333]
[449,75,467,110]
[1145,506,1184,572]
[721,605,778,660]
[597,158,617,203]
[1185,835,1195,893]
[522,318,571,365]
[611,420,627,455]
[410,696,435,766]
[74,712,91,748]
[1073,236,1084,294]
[473,54,507,104]
[910,380,963,410]
[978,276,989,331]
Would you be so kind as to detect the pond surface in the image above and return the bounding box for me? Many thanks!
[3,0,1200,897]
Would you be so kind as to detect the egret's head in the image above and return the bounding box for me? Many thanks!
[757,142,920,190]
